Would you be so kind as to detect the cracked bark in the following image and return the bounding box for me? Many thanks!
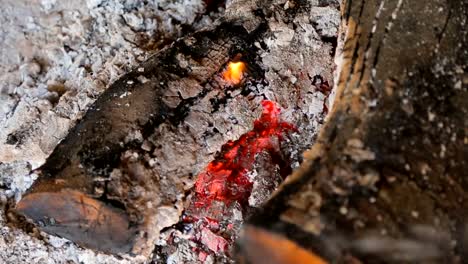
[238,0,468,263]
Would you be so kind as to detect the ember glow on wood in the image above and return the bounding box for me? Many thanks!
[177,100,297,256]
[192,100,296,209]
[239,226,328,264]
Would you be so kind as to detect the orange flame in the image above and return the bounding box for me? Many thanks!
[222,61,246,85]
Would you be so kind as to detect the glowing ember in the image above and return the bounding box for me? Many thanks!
[192,100,296,210]
[183,100,297,255]
[222,61,246,85]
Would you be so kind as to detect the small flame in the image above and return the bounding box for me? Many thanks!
[222,61,246,85]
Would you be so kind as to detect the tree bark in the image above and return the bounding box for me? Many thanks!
[239,0,468,263]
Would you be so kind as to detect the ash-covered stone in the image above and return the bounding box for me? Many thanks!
[310,6,341,38]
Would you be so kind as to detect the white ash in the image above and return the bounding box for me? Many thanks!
[157,231,200,264]
[310,6,341,38]
[0,224,143,264]
[248,153,283,207]
[0,0,207,190]
[0,161,37,201]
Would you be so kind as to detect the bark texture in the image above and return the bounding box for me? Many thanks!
[240,0,468,263]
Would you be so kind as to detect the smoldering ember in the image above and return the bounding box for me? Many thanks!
[0,0,466,263]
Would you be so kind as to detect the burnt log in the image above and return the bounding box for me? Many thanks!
[13,0,338,260]
[15,23,256,257]
[239,0,468,263]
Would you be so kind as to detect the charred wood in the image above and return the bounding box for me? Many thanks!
[13,0,338,261]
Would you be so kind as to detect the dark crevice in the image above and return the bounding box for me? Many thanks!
[343,0,365,92]
[99,185,128,212]
[321,36,338,57]
[356,1,386,91]
[437,0,452,44]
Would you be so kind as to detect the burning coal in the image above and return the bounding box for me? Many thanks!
[192,100,296,210]
[178,100,297,257]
